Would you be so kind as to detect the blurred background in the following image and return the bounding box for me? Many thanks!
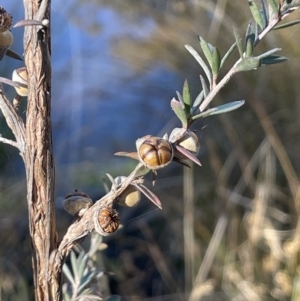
[0,0,300,300]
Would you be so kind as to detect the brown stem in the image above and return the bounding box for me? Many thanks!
[22,0,57,300]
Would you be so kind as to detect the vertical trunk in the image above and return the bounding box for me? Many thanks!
[22,0,58,300]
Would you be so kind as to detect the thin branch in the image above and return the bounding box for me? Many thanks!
[199,6,299,113]
[0,136,19,148]
[0,87,26,154]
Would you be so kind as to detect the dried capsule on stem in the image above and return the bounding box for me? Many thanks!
[63,191,93,217]
[12,67,28,97]
[136,135,173,170]
[94,206,120,236]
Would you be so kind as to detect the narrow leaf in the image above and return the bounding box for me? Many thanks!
[256,47,281,59]
[248,0,264,29]
[185,44,212,85]
[136,184,162,209]
[170,97,188,127]
[77,253,89,280]
[5,49,23,61]
[266,0,279,16]
[192,107,219,120]
[70,251,80,282]
[114,151,139,161]
[233,27,244,59]
[78,271,97,293]
[220,42,237,69]
[192,90,204,113]
[62,264,76,287]
[174,145,202,167]
[211,47,221,76]
[182,80,192,116]
[200,75,209,98]
[260,0,269,27]
[261,54,288,65]
[198,36,213,66]
[274,20,300,30]
[235,57,261,72]
[175,91,185,107]
[245,37,254,57]
[192,100,245,120]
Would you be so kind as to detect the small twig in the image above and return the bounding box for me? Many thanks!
[0,136,19,148]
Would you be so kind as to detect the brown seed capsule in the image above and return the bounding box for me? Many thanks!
[0,7,13,60]
[94,207,120,236]
[115,176,141,207]
[63,191,93,217]
[12,67,28,96]
[136,135,173,170]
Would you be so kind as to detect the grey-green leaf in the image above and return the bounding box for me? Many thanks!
[266,0,279,16]
[170,98,188,128]
[211,47,221,76]
[245,36,254,57]
[176,91,185,107]
[200,75,209,98]
[192,100,245,120]
[185,44,212,85]
[261,54,288,65]
[192,90,204,113]
[220,42,237,69]
[182,79,192,116]
[257,47,281,59]
[62,264,76,287]
[233,27,244,59]
[235,57,261,72]
[198,36,213,66]
[274,20,300,30]
[260,0,269,27]
[248,0,264,29]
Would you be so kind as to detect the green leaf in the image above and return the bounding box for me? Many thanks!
[261,54,288,65]
[233,27,244,59]
[256,47,281,59]
[274,20,300,30]
[182,79,192,116]
[266,0,279,16]
[235,57,261,72]
[192,90,204,113]
[170,98,188,128]
[70,251,79,282]
[192,107,219,120]
[62,264,76,287]
[248,0,264,29]
[176,91,185,107]
[200,75,209,98]
[192,100,245,120]
[211,47,221,76]
[198,36,213,66]
[260,0,269,27]
[77,253,88,281]
[220,42,237,69]
[245,32,254,57]
[185,44,212,86]
[78,270,97,293]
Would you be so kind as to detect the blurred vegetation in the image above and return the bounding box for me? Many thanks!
[1,0,300,300]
